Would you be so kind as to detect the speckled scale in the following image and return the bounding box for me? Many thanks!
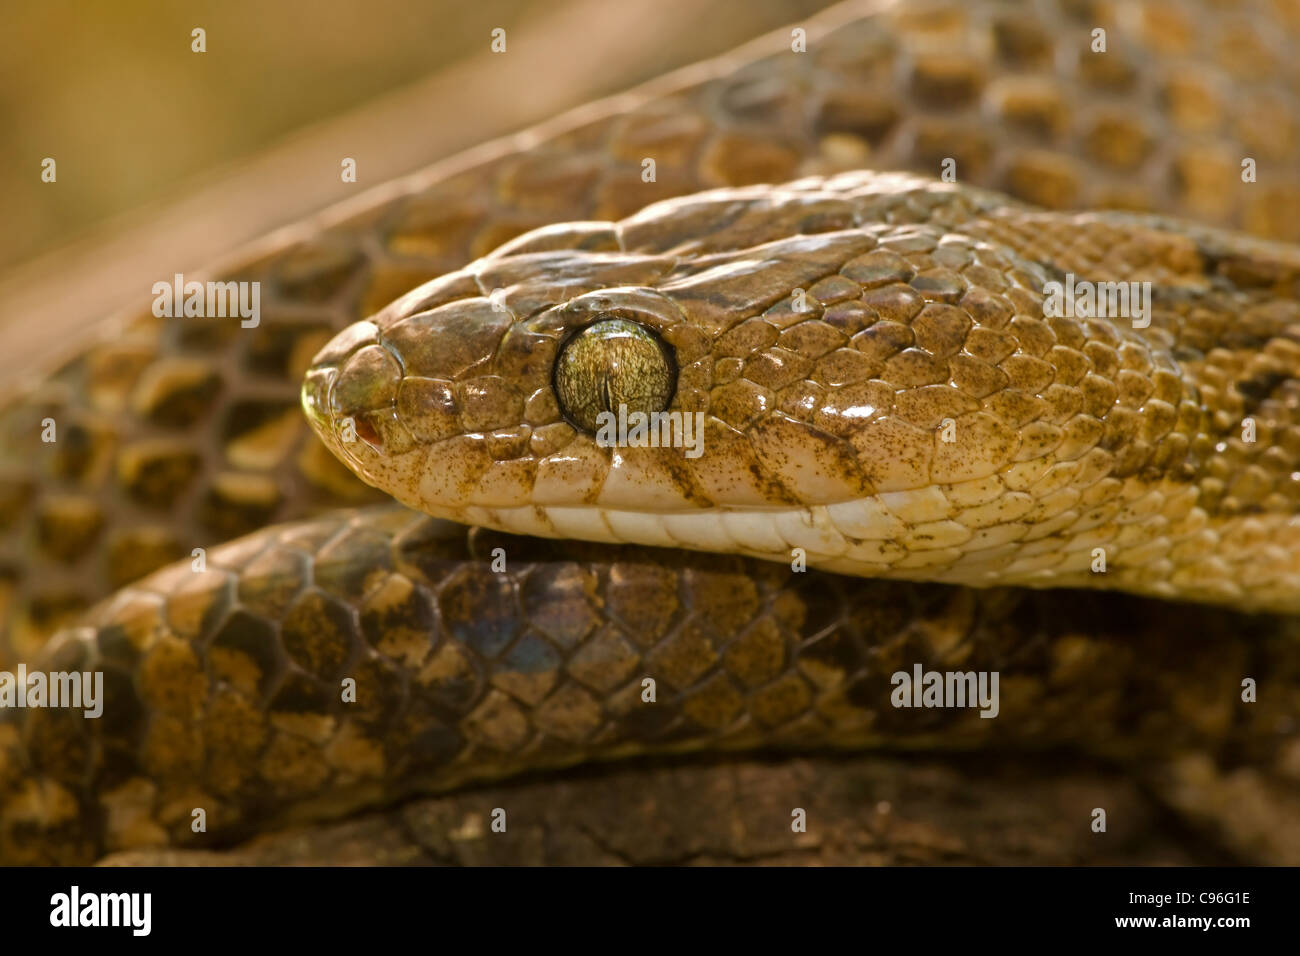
[3,0,1300,865]
[7,0,1300,658]
[1,506,1296,863]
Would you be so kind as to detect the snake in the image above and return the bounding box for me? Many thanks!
[3,0,1300,865]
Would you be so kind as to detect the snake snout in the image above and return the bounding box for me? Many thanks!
[302,319,414,467]
[302,294,536,516]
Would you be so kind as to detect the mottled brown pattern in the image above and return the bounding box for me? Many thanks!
[1,506,1298,864]
[3,0,1300,865]
[6,0,1300,656]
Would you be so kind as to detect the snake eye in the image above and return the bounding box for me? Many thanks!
[553,318,676,434]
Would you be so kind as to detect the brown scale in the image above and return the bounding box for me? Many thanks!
[0,506,1296,864]
[5,0,1300,659]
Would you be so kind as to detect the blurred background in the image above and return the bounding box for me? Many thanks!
[0,0,830,376]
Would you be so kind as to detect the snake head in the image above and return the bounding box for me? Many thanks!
[299,171,1112,558]
[304,173,1005,537]
[304,169,1298,607]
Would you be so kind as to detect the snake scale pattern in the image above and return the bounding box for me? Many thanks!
[3,0,1300,864]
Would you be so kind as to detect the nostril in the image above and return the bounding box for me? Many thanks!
[324,344,419,457]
